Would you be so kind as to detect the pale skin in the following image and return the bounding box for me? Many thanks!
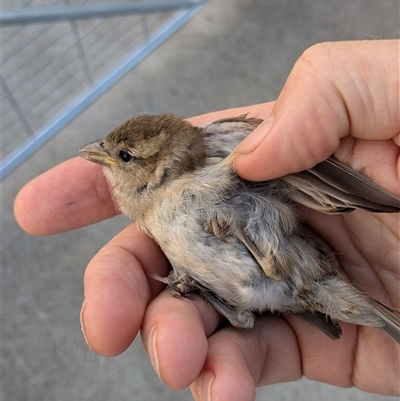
[14,40,399,399]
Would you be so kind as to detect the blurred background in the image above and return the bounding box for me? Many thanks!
[2,1,399,400]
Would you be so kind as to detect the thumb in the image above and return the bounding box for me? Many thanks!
[234,40,398,181]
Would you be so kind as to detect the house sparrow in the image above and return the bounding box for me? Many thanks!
[79,114,400,343]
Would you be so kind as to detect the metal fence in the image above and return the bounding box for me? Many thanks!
[1,0,208,179]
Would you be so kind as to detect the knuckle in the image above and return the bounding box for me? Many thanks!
[295,42,337,80]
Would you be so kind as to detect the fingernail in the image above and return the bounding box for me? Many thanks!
[237,114,274,153]
[80,299,92,350]
[199,371,215,401]
[148,326,161,378]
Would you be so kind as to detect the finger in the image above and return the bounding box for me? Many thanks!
[14,157,120,235]
[190,315,302,401]
[80,222,169,357]
[286,314,400,395]
[285,315,356,386]
[235,40,400,180]
[141,290,221,390]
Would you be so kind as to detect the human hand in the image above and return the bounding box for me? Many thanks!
[230,39,399,397]
[14,39,399,399]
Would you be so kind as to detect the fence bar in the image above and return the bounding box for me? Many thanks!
[1,1,207,25]
[1,5,205,179]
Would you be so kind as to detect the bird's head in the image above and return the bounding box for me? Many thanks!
[79,114,206,216]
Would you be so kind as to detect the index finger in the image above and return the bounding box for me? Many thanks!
[14,157,120,235]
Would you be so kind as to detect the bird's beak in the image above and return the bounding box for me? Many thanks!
[79,139,118,167]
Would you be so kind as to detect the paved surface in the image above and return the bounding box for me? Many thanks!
[3,1,399,400]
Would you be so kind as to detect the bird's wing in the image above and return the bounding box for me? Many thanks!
[200,115,263,159]
[201,116,400,214]
[204,213,290,282]
[203,114,263,127]
[233,227,286,281]
[284,157,400,213]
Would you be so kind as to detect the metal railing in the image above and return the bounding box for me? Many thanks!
[1,0,208,179]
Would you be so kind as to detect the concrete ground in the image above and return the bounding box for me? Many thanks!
[2,1,399,400]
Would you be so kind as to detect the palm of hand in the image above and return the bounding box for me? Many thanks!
[292,135,400,394]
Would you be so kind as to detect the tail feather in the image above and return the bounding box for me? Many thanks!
[296,310,342,340]
[369,299,400,344]
[312,277,400,344]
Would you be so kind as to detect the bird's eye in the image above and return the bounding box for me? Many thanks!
[118,149,134,163]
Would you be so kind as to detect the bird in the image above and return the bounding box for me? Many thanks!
[79,113,400,343]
